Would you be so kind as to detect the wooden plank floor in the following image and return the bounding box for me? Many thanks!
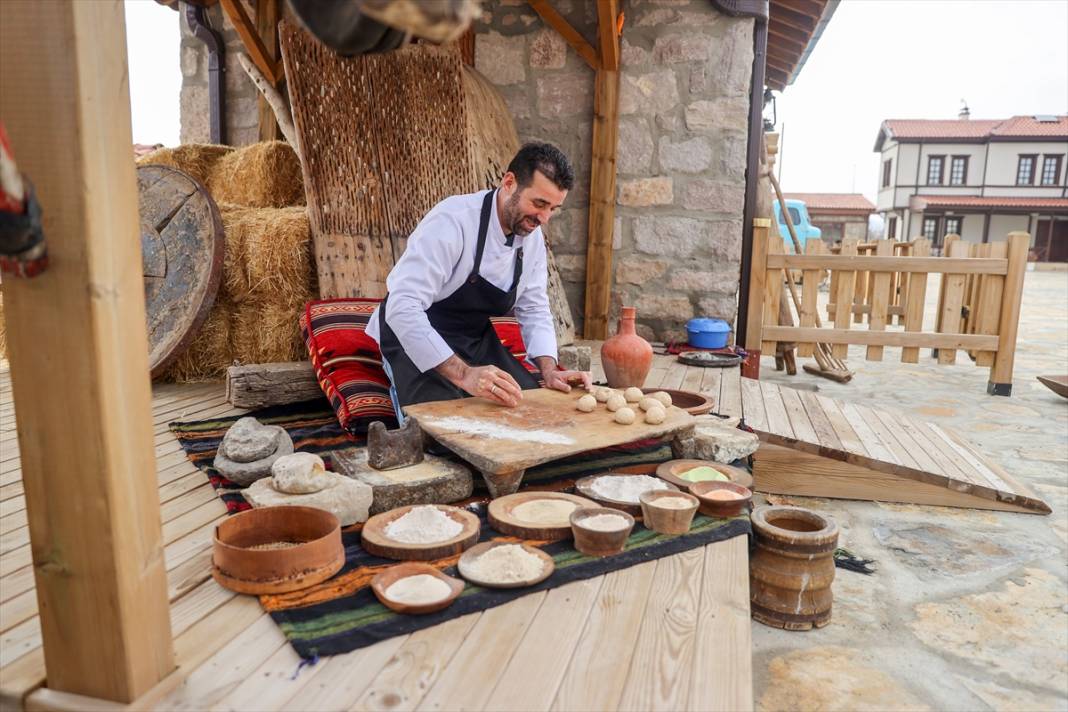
[0,356,753,712]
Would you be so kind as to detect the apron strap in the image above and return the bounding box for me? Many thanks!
[469,189,495,284]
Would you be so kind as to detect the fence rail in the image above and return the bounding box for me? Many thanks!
[745,222,1029,395]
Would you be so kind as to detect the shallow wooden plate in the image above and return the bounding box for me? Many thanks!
[370,562,465,615]
[361,504,480,561]
[487,491,598,540]
[656,459,754,490]
[457,541,555,589]
[1037,375,1068,399]
[574,473,679,516]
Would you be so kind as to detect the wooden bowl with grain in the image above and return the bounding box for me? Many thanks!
[689,481,752,518]
[570,507,635,557]
[370,562,464,615]
[639,490,700,535]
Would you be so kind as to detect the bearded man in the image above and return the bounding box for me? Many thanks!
[367,142,592,414]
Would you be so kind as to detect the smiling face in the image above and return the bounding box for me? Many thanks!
[497,169,568,237]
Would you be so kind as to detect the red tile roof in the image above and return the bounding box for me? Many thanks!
[784,192,876,212]
[915,196,1068,210]
[880,116,1068,143]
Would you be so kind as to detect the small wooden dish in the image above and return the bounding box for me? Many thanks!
[689,481,753,518]
[570,507,635,557]
[639,490,699,535]
[361,504,480,561]
[212,505,344,595]
[574,473,679,516]
[370,562,464,615]
[487,491,597,540]
[656,459,754,490]
[640,388,714,415]
[457,541,555,589]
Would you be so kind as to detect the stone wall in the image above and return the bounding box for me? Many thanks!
[474,0,754,340]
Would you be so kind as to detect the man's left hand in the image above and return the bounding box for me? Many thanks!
[541,368,593,393]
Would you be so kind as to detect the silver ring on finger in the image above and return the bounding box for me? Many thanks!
[491,384,497,396]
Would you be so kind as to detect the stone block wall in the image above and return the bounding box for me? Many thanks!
[474,0,754,341]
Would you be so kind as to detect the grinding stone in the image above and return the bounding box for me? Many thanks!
[221,416,280,463]
[214,423,294,487]
[244,472,372,526]
[332,448,474,514]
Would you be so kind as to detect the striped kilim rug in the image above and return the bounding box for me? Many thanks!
[169,401,751,659]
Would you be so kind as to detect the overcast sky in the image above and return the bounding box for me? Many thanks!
[124,0,1068,201]
[772,0,1068,201]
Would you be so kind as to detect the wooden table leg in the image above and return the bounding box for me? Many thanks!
[481,469,525,498]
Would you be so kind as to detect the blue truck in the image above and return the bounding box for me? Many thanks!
[773,199,821,252]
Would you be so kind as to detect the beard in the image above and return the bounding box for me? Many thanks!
[502,191,541,236]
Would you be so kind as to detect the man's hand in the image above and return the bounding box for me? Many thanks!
[435,355,523,407]
[535,356,592,393]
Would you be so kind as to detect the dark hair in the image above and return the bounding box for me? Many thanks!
[507,141,574,191]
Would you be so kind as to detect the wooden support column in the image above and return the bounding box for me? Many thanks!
[0,0,174,703]
[582,0,620,339]
[987,232,1029,396]
[256,0,283,142]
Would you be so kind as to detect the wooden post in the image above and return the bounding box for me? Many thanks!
[256,0,283,142]
[582,0,619,339]
[987,232,1029,396]
[0,0,174,702]
[744,219,771,377]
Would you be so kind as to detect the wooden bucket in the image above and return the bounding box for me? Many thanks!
[749,505,838,631]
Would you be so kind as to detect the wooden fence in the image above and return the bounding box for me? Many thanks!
[745,221,1029,395]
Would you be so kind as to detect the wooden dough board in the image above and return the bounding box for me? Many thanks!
[405,389,695,477]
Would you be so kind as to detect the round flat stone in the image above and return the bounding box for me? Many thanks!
[222,417,279,463]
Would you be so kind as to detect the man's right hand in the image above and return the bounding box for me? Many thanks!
[435,355,524,407]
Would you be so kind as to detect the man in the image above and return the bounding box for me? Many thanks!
[367,142,591,414]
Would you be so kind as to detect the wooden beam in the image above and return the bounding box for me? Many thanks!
[768,17,812,47]
[765,43,800,68]
[767,254,1009,275]
[744,220,772,353]
[771,5,818,34]
[0,0,174,703]
[778,0,826,21]
[528,0,600,71]
[766,25,807,55]
[220,0,283,85]
[582,68,620,339]
[596,0,619,71]
[987,232,1029,394]
[765,66,792,88]
[761,327,1000,351]
[256,0,282,142]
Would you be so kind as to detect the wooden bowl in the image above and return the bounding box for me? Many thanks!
[570,507,635,557]
[656,459,754,490]
[487,491,597,540]
[639,490,699,535]
[457,541,555,588]
[640,388,714,415]
[689,481,753,518]
[212,505,344,595]
[361,504,480,561]
[574,473,679,516]
[370,562,464,615]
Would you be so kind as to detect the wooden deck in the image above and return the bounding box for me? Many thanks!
[0,356,752,712]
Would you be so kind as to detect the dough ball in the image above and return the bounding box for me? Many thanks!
[576,394,597,412]
[651,391,673,408]
[271,452,329,494]
[638,397,660,412]
[623,387,644,403]
[644,405,666,424]
[614,407,637,425]
[592,386,612,403]
[606,393,627,412]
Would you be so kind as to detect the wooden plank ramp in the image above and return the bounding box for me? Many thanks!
[711,369,1049,515]
[0,363,753,712]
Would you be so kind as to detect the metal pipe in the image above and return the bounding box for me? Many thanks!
[184,2,226,144]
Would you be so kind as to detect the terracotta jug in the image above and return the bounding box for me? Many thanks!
[749,505,838,631]
[601,307,653,388]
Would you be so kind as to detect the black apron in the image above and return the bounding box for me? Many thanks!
[379,189,541,408]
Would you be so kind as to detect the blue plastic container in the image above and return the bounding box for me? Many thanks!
[686,318,731,349]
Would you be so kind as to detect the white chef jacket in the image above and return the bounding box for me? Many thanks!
[366,190,558,374]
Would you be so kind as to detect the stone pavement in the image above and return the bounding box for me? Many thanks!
[752,270,1068,711]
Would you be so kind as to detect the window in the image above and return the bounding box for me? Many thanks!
[1041,155,1063,185]
[887,215,897,240]
[1016,155,1037,185]
[922,216,939,240]
[926,155,945,185]
[944,216,963,236]
[949,156,968,185]
[787,207,802,225]
[882,159,893,188]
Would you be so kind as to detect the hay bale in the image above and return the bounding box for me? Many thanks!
[218,205,316,303]
[0,294,6,361]
[230,297,309,366]
[136,144,233,187]
[206,141,305,208]
[160,296,234,382]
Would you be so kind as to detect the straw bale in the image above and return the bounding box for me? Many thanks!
[230,297,309,367]
[160,296,234,382]
[0,295,6,360]
[136,143,233,187]
[206,141,305,208]
[218,204,316,303]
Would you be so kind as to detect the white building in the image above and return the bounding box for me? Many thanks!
[873,113,1068,261]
